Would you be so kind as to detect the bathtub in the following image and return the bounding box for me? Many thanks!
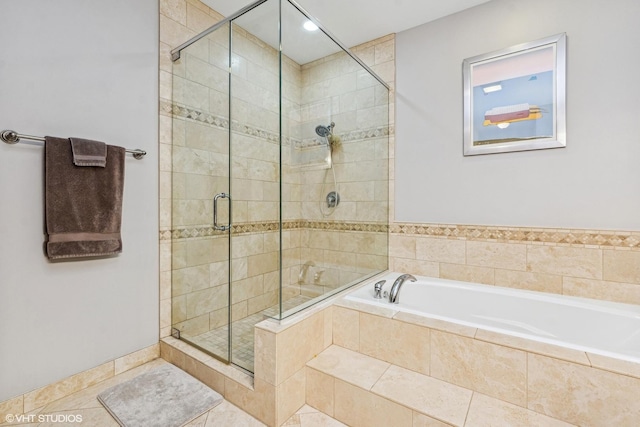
[346,272,640,363]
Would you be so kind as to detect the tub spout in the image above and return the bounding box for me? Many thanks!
[298,261,315,285]
[388,274,416,304]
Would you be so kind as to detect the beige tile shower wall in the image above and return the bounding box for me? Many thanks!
[352,35,396,224]
[228,25,304,313]
[171,235,228,336]
[229,34,301,226]
[170,227,304,337]
[293,35,395,283]
[389,226,640,305]
[298,229,388,293]
[228,24,303,228]
[299,42,392,224]
[232,230,299,318]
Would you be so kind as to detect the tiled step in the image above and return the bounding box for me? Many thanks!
[306,345,574,427]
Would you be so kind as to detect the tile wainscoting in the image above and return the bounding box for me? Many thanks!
[390,222,640,305]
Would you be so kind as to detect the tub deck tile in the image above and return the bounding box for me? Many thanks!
[474,329,591,366]
[359,312,430,375]
[370,365,472,427]
[465,392,576,427]
[307,345,390,390]
[528,353,640,426]
[586,352,640,379]
[333,379,413,427]
[393,312,477,338]
[334,298,398,318]
[430,330,527,407]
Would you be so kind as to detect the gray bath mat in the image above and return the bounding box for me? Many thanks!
[98,364,223,427]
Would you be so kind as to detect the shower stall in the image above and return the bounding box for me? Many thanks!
[169,0,389,373]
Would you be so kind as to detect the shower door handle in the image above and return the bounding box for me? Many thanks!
[213,192,231,231]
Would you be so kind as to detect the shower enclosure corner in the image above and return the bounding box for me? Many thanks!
[169,0,389,372]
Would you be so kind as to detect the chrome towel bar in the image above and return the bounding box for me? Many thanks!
[1,129,147,159]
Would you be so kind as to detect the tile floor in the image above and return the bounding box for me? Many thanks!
[0,358,345,427]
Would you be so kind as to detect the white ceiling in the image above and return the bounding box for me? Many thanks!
[201,0,491,64]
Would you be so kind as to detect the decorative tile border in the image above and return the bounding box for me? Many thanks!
[164,221,640,249]
[162,100,390,147]
[339,125,392,144]
[305,221,388,233]
[297,125,391,148]
[390,222,640,249]
[163,100,283,144]
[161,220,388,240]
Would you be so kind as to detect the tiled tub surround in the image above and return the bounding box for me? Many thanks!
[390,223,640,306]
[347,272,640,363]
[316,285,640,426]
[160,267,640,427]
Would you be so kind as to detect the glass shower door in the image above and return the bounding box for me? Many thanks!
[171,22,232,364]
[170,0,389,374]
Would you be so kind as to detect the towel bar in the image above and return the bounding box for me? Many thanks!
[1,129,147,159]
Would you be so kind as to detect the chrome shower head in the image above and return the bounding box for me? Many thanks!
[315,122,335,138]
[315,125,330,138]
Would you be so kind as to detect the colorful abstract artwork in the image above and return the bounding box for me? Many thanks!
[463,34,566,155]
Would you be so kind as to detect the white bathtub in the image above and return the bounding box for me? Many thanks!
[346,272,640,363]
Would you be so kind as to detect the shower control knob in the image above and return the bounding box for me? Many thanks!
[326,191,340,208]
[374,280,386,298]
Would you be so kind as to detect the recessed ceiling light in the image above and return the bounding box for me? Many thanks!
[303,21,319,31]
[497,122,510,129]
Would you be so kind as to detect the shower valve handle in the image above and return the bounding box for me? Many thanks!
[374,280,386,299]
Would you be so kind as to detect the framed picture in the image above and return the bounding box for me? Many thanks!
[463,33,566,156]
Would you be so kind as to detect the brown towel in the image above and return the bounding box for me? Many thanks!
[70,137,107,167]
[44,136,125,260]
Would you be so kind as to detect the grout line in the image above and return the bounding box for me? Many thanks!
[462,391,475,427]
[368,364,393,392]
[525,352,529,409]
[584,352,593,368]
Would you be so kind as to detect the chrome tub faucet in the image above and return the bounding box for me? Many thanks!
[388,274,416,304]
